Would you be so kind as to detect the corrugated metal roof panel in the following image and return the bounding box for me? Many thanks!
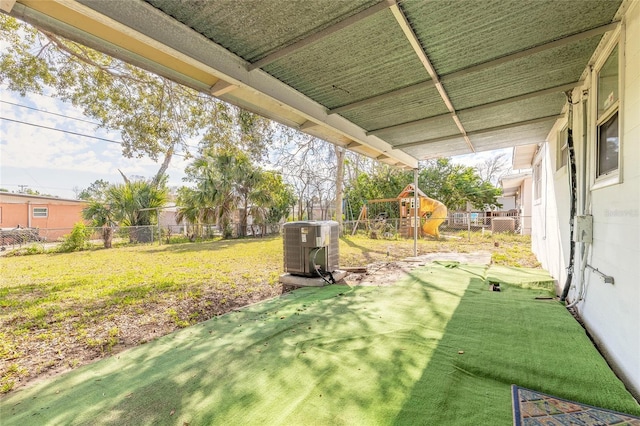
[470,119,557,151]
[381,115,460,146]
[146,0,378,62]
[443,38,600,110]
[263,9,426,109]
[403,0,622,75]
[459,93,567,132]
[39,0,621,167]
[340,85,448,131]
[403,138,471,159]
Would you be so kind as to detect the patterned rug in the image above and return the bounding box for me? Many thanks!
[512,385,640,425]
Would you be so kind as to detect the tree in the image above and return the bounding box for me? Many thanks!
[343,158,502,215]
[344,165,411,219]
[104,177,168,242]
[82,200,116,248]
[179,149,295,239]
[419,159,502,211]
[475,153,512,186]
[270,134,339,221]
[252,171,295,234]
[0,15,277,183]
[78,179,110,201]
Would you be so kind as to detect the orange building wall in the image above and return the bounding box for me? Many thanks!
[1,203,29,228]
[0,197,87,241]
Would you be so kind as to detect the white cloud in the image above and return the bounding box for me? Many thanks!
[1,90,186,196]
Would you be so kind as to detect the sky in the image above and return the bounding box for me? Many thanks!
[0,89,190,199]
[0,88,512,200]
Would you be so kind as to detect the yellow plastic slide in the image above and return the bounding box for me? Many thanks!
[418,196,447,238]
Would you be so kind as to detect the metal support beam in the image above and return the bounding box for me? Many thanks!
[248,0,396,71]
[413,169,419,257]
[329,23,616,118]
[368,81,578,135]
[390,3,475,153]
[394,114,563,149]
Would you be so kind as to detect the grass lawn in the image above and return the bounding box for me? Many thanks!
[0,233,537,393]
[1,262,638,425]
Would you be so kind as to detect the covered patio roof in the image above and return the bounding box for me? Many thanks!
[4,0,624,168]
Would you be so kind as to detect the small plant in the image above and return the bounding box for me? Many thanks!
[4,244,46,257]
[57,222,92,253]
[1,363,28,394]
[166,308,190,328]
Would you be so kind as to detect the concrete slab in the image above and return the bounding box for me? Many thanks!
[279,270,348,287]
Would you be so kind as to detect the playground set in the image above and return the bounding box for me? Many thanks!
[351,184,447,239]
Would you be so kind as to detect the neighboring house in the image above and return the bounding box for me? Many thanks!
[521,2,639,397]
[500,168,534,235]
[158,205,182,230]
[0,193,87,241]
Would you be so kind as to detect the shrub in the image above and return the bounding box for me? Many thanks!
[57,223,91,253]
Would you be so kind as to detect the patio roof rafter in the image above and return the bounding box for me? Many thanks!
[394,114,563,150]
[389,3,474,152]
[328,21,618,119]
[367,81,579,135]
[247,0,397,71]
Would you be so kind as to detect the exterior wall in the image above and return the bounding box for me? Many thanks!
[0,202,29,228]
[531,136,570,290]
[0,193,87,241]
[576,2,640,396]
[531,1,640,396]
[516,178,532,235]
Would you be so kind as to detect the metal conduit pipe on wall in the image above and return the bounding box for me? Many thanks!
[560,92,578,302]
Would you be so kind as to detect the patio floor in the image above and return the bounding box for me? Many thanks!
[1,261,638,425]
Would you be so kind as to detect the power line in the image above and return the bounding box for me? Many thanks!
[0,116,187,158]
[0,100,100,126]
[1,116,124,145]
[2,99,201,152]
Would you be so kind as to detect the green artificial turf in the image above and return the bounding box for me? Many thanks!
[1,263,638,425]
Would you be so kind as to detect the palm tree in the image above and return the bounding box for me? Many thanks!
[82,200,116,248]
[107,177,168,242]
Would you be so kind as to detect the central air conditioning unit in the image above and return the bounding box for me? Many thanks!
[283,221,339,277]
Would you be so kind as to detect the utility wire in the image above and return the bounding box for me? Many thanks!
[2,99,201,153]
[0,116,187,158]
[0,100,100,126]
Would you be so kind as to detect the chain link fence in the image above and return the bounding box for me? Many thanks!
[344,212,530,240]
[0,222,285,251]
[1,213,529,252]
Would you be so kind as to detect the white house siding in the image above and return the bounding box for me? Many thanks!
[531,1,640,396]
[520,178,533,235]
[531,136,571,290]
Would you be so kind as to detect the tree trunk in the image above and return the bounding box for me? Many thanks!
[334,146,345,230]
[103,226,113,249]
[152,146,174,187]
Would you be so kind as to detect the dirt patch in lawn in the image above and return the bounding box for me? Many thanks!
[1,284,286,393]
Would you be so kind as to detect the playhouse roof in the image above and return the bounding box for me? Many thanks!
[397,184,426,199]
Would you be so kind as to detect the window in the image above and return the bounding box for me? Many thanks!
[533,162,542,200]
[596,45,619,179]
[557,125,568,171]
[33,207,48,218]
